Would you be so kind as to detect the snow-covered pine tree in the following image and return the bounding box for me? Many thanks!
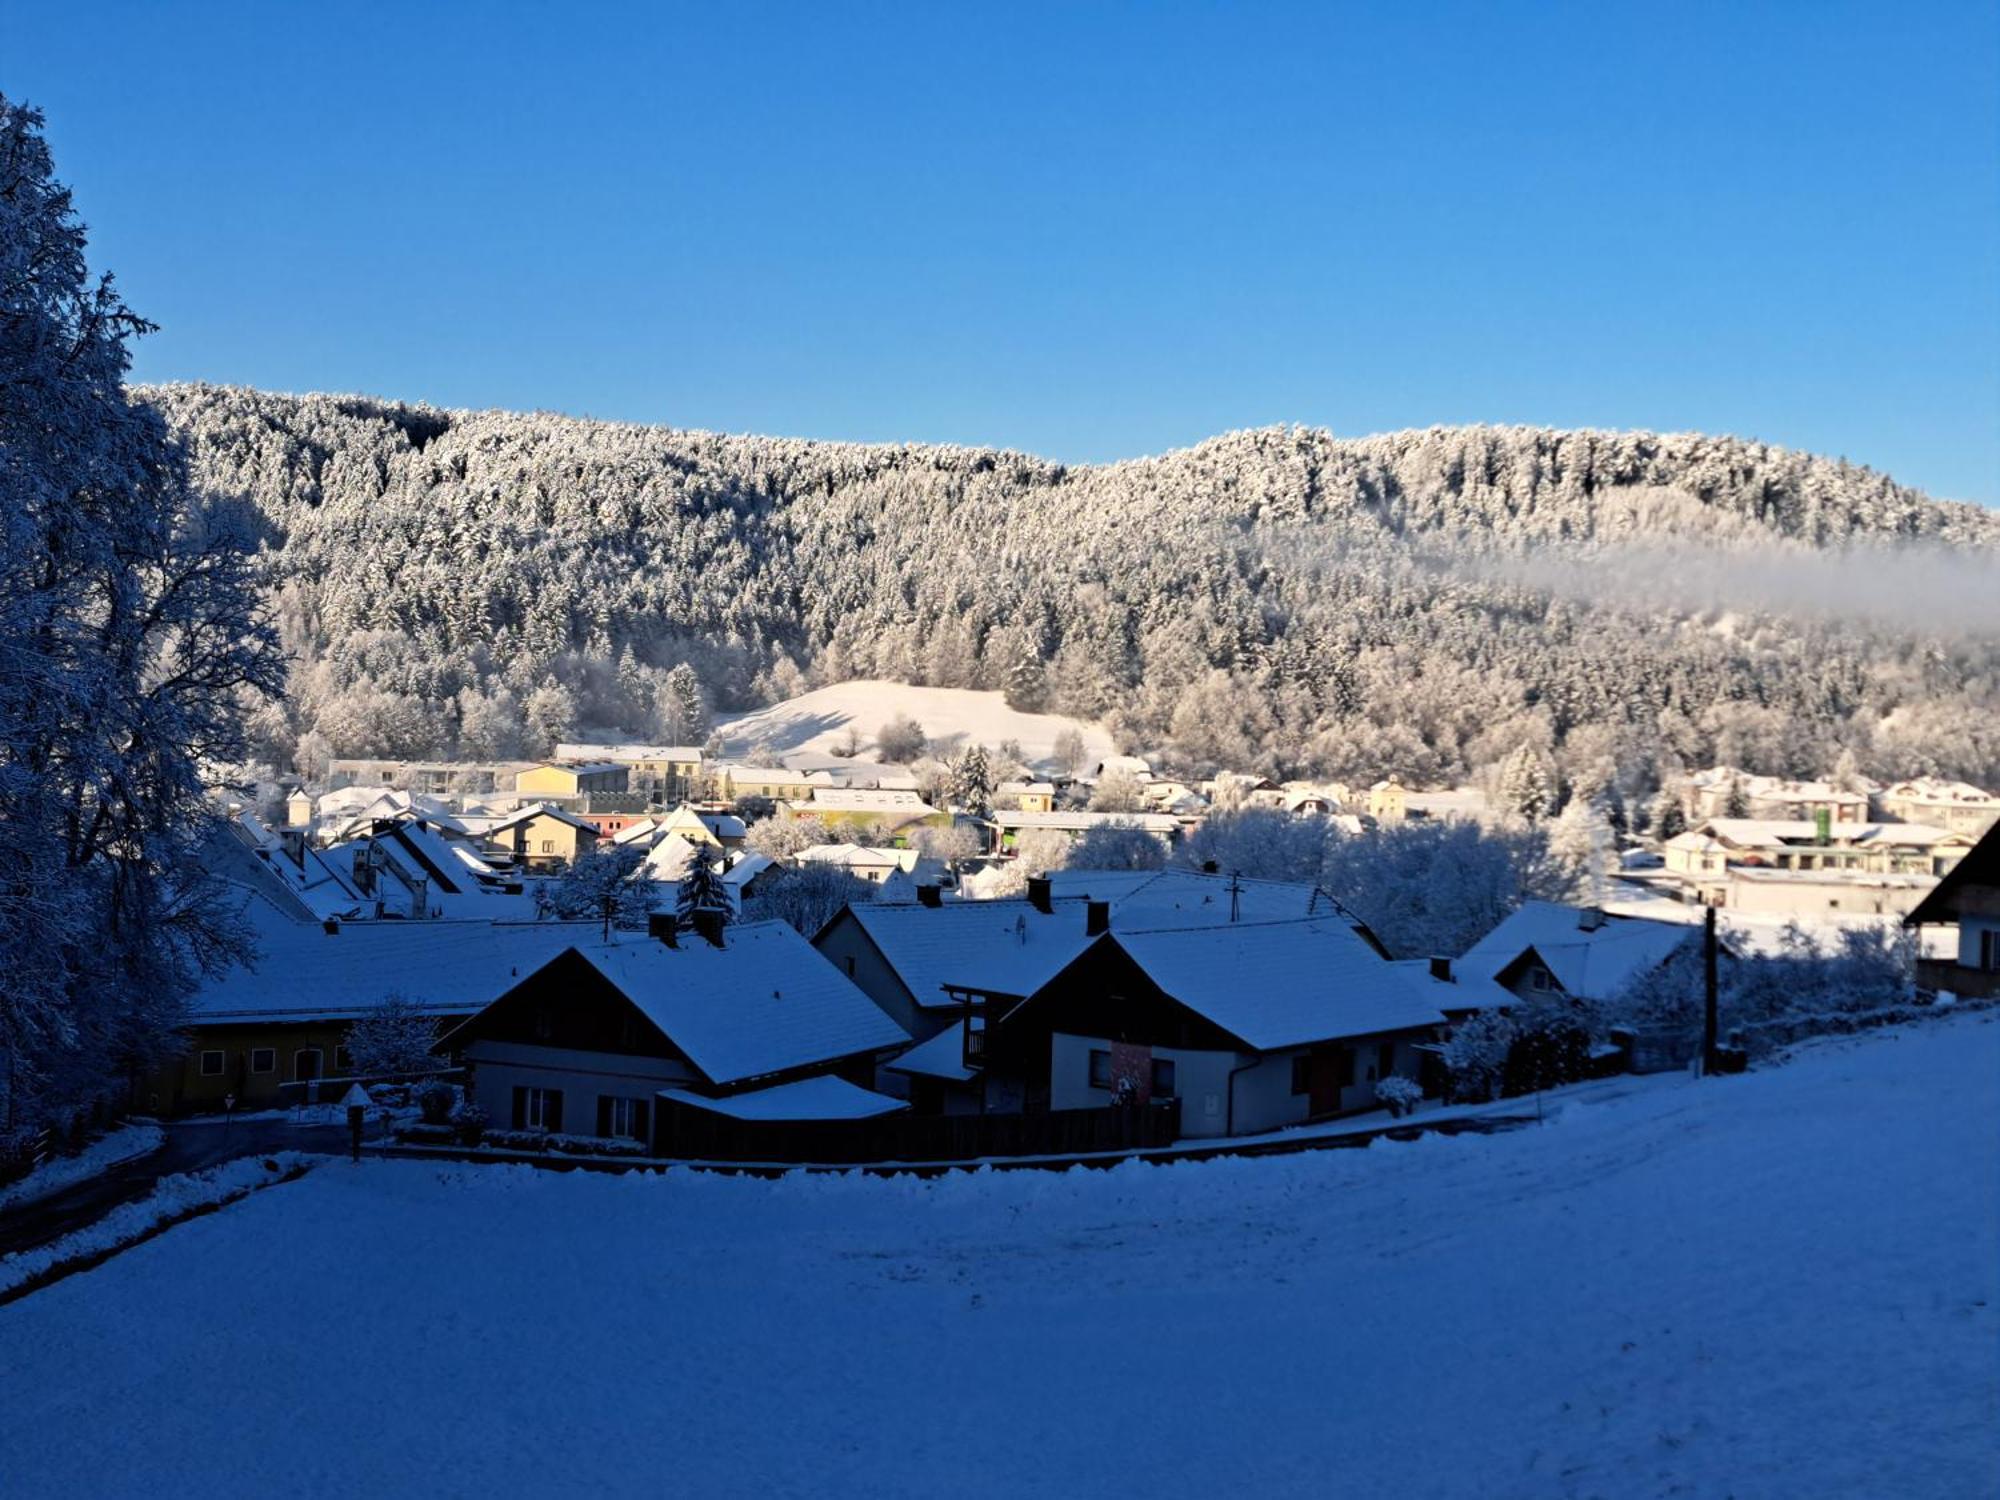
[676,853,733,942]
[663,663,707,743]
[0,94,283,1137]
[1496,746,1553,823]
[1004,642,1047,713]
[947,745,995,818]
[1722,772,1751,819]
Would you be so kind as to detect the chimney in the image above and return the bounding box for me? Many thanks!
[278,828,306,867]
[1027,875,1052,914]
[322,918,340,936]
[648,911,679,947]
[916,883,942,908]
[1201,859,1219,875]
[1086,900,1110,937]
[1428,955,1452,982]
[692,910,726,948]
[1577,906,1605,932]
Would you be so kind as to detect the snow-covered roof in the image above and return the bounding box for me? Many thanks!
[484,802,598,834]
[1882,778,1999,806]
[1698,818,1964,849]
[801,788,938,813]
[722,853,775,889]
[189,914,612,1024]
[1387,959,1518,1014]
[555,743,704,763]
[840,899,1100,1008]
[872,867,919,904]
[699,811,748,840]
[1458,902,1701,1002]
[539,760,626,778]
[611,817,662,846]
[1106,919,1448,1050]
[797,843,918,871]
[573,922,910,1085]
[883,1023,979,1082]
[657,1075,909,1122]
[640,833,703,880]
[993,810,1179,833]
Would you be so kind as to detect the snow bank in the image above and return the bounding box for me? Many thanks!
[0,1122,164,1212]
[1,1020,1995,1495]
[0,1152,317,1297]
[715,680,1114,768]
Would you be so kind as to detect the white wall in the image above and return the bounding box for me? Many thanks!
[1047,1032,1249,1139]
[464,1039,695,1136]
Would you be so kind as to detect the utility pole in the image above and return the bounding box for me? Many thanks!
[1702,903,1720,1075]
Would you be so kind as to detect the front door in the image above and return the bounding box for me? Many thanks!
[1308,1045,1349,1117]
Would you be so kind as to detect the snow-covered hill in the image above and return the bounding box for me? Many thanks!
[714,680,1116,770]
[3,1016,1993,1495]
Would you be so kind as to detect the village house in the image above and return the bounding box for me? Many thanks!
[714,763,820,804]
[515,761,631,803]
[996,780,1056,813]
[1366,777,1407,823]
[986,808,1181,853]
[966,916,1448,1138]
[1687,768,1870,825]
[146,890,604,1115]
[482,804,600,870]
[326,758,537,796]
[555,743,705,799]
[1877,778,2000,838]
[1904,818,2000,999]
[439,920,910,1143]
[1455,901,1721,1008]
[1660,816,1971,915]
[786,787,949,839]
[795,843,924,885]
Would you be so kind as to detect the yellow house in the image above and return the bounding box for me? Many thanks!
[516,762,630,800]
[486,804,600,868]
[1368,778,1407,824]
[718,764,819,803]
[554,743,704,796]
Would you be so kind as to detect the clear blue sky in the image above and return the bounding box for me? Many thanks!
[10,1,1998,501]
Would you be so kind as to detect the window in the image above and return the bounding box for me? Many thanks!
[334,1045,353,1073]
[1378,1042,1396,1079]
[534,1006,554,1041]
[516,1086,563,1132]
[1291,1055,1311,1095]
[1529,967,1555,993]
[200,1050,225,1078]
[1981,930,2000,972]
[844,955,857,978]
[293,1048,323,1082]
[1088,1048,1112,1090]
[540,839,555,854]
[1150,1058,1177,1098]
[250,1048,275,1074]
[598,1095,648,1141]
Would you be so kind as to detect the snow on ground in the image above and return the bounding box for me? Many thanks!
[0,1122,164,1213]
[715,680,1115,769]
[3,1020,1995,1497]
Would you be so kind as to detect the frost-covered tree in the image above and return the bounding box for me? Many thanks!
[660,663,707,743]
[1496,746,1554,823]
[1321,822,1567,959]
[913,822,982,875]
[1004,642,1047,713]
[1051,727,1088,778]
[1174,808,1330,885]
[1088,767,1146,813]
[533,843,660,932]
[740,864,873,937]
[946,745,995,818]
[1068,822,1167,871]
[1721,772,1751,819]
[343,994,443,1077]
[1546,797,1612,900]
[524,679,577,756]
[747,813,834,861]
[0,95,283,1136]
[876,713,926,765]
[676,853,732,936]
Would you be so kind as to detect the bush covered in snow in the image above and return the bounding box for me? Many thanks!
[1374,1076,1423,1118]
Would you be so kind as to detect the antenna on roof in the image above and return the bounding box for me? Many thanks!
[1228,869,1242,923]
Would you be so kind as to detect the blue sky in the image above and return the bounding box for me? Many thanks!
[10,1,1998,501]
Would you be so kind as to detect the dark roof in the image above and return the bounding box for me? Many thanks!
[1905,819,2000,927]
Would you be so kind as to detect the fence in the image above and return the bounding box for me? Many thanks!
[653,1098,1182,1166]
[275,1067,461,1112]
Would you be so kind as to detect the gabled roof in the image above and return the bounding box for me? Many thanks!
[883,1023,979,1083]
[1697,818,1964,850]
[484,802,597,834]
[802,788,938,813]
[189,912,612,1024]
[1905,819,2000,926]
[1104,919,1448,1050]
[567,922,910,1086]
[1458,901,1702,1002]
[658,1075,908,1121]
[837,899,1099,1009]
[1387,959,1518,1014]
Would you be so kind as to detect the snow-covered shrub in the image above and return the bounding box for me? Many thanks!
[345,994,443,1077]
[450,1103,488,1146]
[1500,999,1594,1097]
[1374,1076,1423,1118]
[1441,1011,1515,1104]
[417,1082,456,1125]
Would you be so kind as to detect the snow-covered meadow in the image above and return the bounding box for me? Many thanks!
[2,1019,1994,1497]
[715,680,1114,768]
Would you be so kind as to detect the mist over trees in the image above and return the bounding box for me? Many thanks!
[145,385,2000,797]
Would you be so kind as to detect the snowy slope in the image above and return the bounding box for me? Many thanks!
[2,1017,1994,1497]
[715,680,1115,769]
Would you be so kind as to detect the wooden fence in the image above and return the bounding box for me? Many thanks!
[653,1098,1182,1166]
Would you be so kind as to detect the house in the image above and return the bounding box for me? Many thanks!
[816,868,1374,1051]
[1401,788,1489,823]
[997,780,1056,813]
[715,764,819,804]
[326,758,537,795]
[482,804,600,870]
[987,809,1180,852]
[1456,901,1719,1007]
[1878,778,2000,838]
[1904,818,2000,998]
[1367,778,1407,823]
[555,743,705,798]
[658,803,748,849]
[144,901,607,1115]
[1283,789,1336,816]
[796,843,922,884]
[516,762,631,802]
[787,788,949,838]
[976,917,1448,1137]
[440,921,910,1143]
[1094,755,1152,779]
[1660,817,1971,914]
[284,787,314,827]
[1687,768,1870,825]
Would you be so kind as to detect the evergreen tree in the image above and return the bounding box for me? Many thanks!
[1651,786,1689,839]
[676,853,732,937]
[1497,747,1553,823]
[663,663,707,743]
[1722,772,1751,819]
[1004,642,1047,713]
[947,745,995,818]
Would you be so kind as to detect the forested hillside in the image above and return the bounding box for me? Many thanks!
[148,384,2000,797]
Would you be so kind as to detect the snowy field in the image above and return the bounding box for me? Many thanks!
[715,680,1115,768]
[3,1019,1995,1498]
